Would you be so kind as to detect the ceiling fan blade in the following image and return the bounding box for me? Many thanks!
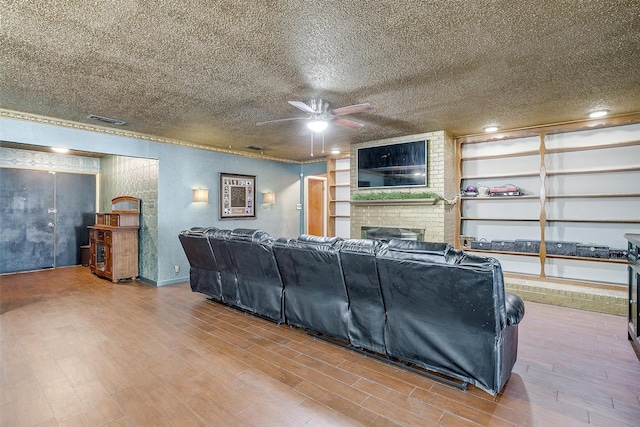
[256,117,309,126]
[288,101,316,114]
[331,103,372,116]
[333,117,365,130]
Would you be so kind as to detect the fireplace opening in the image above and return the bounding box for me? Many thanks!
[362,226,424,242]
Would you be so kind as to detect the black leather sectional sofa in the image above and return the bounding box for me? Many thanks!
[178,227,525,395]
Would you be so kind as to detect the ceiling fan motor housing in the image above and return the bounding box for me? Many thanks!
[308,99,331,114]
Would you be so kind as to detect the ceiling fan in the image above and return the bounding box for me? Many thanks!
[257,99,372,156]
[257,98,372,132]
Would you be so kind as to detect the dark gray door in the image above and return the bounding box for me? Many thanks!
[0,168,96,274]
[55,172,96,267]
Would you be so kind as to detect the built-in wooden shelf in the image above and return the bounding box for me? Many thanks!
[462,216,639,223]
[546,193,640,199]
[459,139,639,162]
[461,195,539,200]
[461,150,540,161]
[327,158,351,237]
[462,165,640,181]
[465,248,627,264]
[546,165,640,176]
[456,118,640,283]
[461,217,538,221]
[545,139,640,154]
[546,218,640,224]
[462,193,640,200]
[461,171,539,180]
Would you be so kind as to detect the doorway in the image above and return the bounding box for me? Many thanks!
[0,168,96,274]
[304,176,327,236]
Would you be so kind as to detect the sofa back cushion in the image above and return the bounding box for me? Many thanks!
[227,228,283,321]
[178,227,221,297]
[207,229,238,304]
[178,227,219,270]
[273,235,349,341]
[340,239,386,354]
[384,239,452,263]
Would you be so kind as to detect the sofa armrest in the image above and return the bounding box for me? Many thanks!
[505,292,525,326]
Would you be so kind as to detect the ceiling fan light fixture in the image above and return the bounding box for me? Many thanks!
[307,120,328,132]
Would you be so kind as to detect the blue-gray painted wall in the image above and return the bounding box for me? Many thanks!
[0,116,326,285]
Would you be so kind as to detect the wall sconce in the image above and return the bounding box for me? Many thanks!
[262,192,276,205]
[192,188,209,203]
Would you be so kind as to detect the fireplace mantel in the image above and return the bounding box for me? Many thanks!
[349,198,438,206]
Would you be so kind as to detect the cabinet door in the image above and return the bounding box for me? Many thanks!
[89,239,96,269]
[104,232,113,276]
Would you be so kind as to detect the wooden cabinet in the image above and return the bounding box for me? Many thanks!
[626,234,640,360]
[89,196,139,282]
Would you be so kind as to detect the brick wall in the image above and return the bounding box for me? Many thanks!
[349,131,457,243]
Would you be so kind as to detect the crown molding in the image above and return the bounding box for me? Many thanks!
[0,109,302,164]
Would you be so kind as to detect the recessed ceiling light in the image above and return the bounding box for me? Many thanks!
[589,110,608,118]
[330,148,341,155]
[51,147,69,153]
[484,126,499,133]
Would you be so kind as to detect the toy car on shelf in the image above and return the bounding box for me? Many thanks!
[489,184,522,196]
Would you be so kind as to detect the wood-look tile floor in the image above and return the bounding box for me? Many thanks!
[1,267,639,426]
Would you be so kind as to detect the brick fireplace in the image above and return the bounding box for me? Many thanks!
[349,131,457,244]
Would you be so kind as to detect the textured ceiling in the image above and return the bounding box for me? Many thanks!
[2,1,639,162]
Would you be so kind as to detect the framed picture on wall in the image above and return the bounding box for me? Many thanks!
[219,173,256,219]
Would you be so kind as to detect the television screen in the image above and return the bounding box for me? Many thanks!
[357,140,427,188]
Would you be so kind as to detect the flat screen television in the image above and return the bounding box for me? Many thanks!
[357,139,427,188]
